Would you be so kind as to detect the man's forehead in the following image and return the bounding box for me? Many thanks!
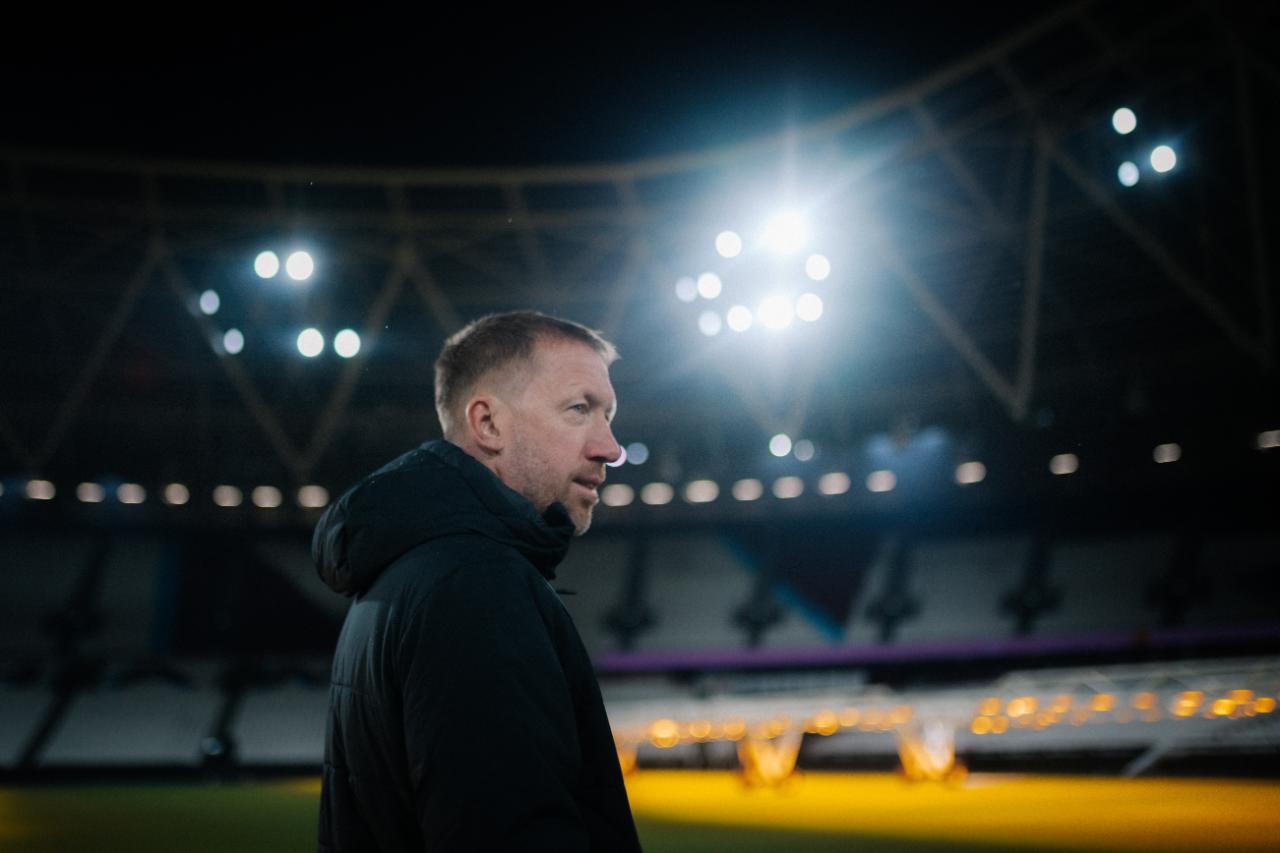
[532,338,616,398]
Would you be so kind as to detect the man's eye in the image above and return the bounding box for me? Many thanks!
[570,404,589,414]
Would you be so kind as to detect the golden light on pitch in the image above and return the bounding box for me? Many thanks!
[971,716,992,735]
[838,707,860,728]
[978,697,1002,717]
[1255,697,1276,713]
[765,715,792,738]
[810,710,840,736]
[1007,696,1037,718]
[648,719,680,749]
[1212,699,1234,717]
[1035,712,1057,728]
[990,716,1009,734]
[1172,690,1203,717]
[688,720,712,740]
[1091,694,1115,713]
[1050,694,1073,713]
[889,706,913,726]
[1228,690,1253,704]
[722,717,747,741]
[1132,692,1156,711]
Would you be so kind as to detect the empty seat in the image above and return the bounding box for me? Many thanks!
[633,534,755,652]
[1035,535,1175,636]
[553,538,632,656]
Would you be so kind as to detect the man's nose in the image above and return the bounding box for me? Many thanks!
[590,419,623,466]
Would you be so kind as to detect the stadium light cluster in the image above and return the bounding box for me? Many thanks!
[254,249,315,282]
[1108,107,1179,187]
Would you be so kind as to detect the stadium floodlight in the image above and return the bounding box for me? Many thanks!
[769,433,793,457]
[793,439,815,461]
[297,328,325,358]
[1049,453,1079,475]
[626,442,650,465]
[1150,145,1177,173]
[796,293,824,322]
[223,328,245,355]
[164,483,190,505]
[117,483,146,504]
[726,305,753,332]
[955,461,987,485]
[696,272,723,300]
[698,311,722,337]
[297,485,330,508]
[77,482,105,503]
[684,480,720,503]
[1111,107,1137,135]
[640,482,674,505]
[804,254,831,281]
[285,250,315,281]
[25,479,55,500]
[772,476,804,499]
[254,251,280,279]
[731,478,764,501]
[334,329,361,358]
[866,470,897,493]
[1118,161,1140,187]
[817,472,851,495]
[763,210,808,255]
[252,486,283,508]
[758,294,795,330]
[675,276,697,302]
[1258,430,1280,450]
[199,290,221,315]
[213,485,243,507]
[601,484,635,507]
[715,230,743,258]
[1153,443,1181,464]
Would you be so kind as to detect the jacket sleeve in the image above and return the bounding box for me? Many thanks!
[397,556,590,852]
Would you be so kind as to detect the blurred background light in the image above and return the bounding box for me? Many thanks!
[297,485,330,508]
[1111,107,1137,134]
[1256,430,1279,449]
[601,484,635,507]
[763,210,808,254]
[26,480,55,500]
[640,482,674,505]
[77,482,105,503]
[252,486,283,508]
[772,476,804,499]
[1150,145,1177,173]
[198,290,220,315]
[1153,443,1181,464]
[758,294,795,330]
[1118,161,1140,187]
[698,310,722,336]
[696,272,722,299]
[793,439,815,461]
[213,485,243,507]
[675,276,697,302]
[867,470,897,493]
[117,483,146,504]
[684,480,720,503]
[955,461,987,485]
[818,472,851,495]
[626,442,649,465]
[731,478,763,501]
[715,230,742,258]
[1050,453,1080,475]
[254,251,279,279]
[164,483,190,506]
[726,305,753,332]
[805,253,831,281]
[285,250,314,281]
[297,328,325,358]
[795,293,824,322]
[334,329,361,358]
[222,328,245,355]
[606,445,627,468]
[769,433,793,457]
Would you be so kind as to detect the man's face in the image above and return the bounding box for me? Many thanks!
[501,338,621,535]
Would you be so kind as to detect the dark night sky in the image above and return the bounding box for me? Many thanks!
[6,5,1042,167]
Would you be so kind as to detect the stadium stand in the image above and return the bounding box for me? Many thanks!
[232,676,329,766]
[0,680,52,767]
[1034,535,1177,636]
[0,535,96,655]
[554,537,635,654]
[631,534,756,652]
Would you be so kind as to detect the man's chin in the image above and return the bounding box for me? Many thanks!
[569,505,595,536]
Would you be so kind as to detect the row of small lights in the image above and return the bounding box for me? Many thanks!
[3,481,331,509]
[1109,107,1178,187]
[628,687,1277,749]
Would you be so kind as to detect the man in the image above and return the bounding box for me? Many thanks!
[313,311,642,852]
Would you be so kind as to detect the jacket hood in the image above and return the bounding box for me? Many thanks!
[313,440,576,596]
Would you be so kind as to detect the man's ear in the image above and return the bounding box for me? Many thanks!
[464,395,506,453]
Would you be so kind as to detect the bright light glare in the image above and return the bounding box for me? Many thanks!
[1111,107,1137,135]
[252,486,283,508]
[772,476,804,499]
[793,439,815,461]
[297,485,330,508]
[334,328,361,358]
[763,210,808,254]
[601,484,635,507]
[715,230,743,258]
[769,433,793,457]
[675,276,697,302]
[1050,453,1079,475]
[726,305,753,332]
[696,272,722,299]
[223,328,245,355]
[796,293,824,322]
[213,485,243,507]
[254,251,280,279]
[805,254,831,281]
[955,461,987,485]
[199,290,221,315]
[25,479,55,500]
[758,295,794,330]
[684,480,719,503]
[867,470,897,493]
[1118,161,1140,187]
[640,482,674,506]
[698,311,722,336]
[1258,430,1280,449]
[77,483,105,503]
[607,446,627,468]
[626,442,649,465]
[1153,443,1181,464]
[117,483,146,504]
[732,479,764,501]
[818,472,851,495]
[297,328,325,358]
[164,483,190,506]
[285,250,315,281]
[1150,145,1177,173]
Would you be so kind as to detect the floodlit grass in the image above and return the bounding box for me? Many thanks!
[1,772,1278,853]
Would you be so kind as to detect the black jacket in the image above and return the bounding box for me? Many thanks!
[313,440,641,852]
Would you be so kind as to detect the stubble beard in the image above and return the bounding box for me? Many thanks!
[506,433,594,536]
